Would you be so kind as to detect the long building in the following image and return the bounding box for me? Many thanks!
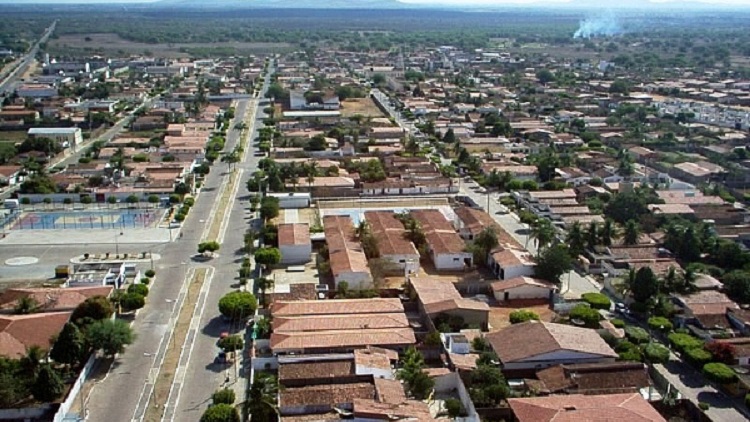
[364,211,420,274]
[323,215,372,290]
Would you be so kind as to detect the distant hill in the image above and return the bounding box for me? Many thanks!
[154,0,415,9]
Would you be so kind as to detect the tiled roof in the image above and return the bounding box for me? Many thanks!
[353,348,393,371]
[279,359,354,381]
[410,277,489,314]
[508,393,666,422]
[454,206,521,248]
[491,276,556,292]
[535,362,651,394]
[0,286,113,312]
[271,298,404,317]
[491,247,535,268]
[278,223,311,246]
[410,209,455,232]
[0,312,71,358]
[353,399,435,421]
[324,215,371,276]
[485,321,617,364]
[273,313,409,333]
[373,377,406,404]
[364,211,419,257]
[280,382,375,408]
[271,328,416,352]
[424,230,467,255]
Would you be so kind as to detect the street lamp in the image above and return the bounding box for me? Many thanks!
[115,231,123,256]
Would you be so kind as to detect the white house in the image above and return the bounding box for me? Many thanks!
[278,223,312,265]
[27,127,82,150]
[364,211,420,274]
[412,209,472,271]
[486,321,618,374]
[488,247,535,280]
[491,276,556,302]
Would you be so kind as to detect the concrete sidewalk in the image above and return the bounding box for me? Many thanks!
[0,227,175,245]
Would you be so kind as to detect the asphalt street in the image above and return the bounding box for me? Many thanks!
[0,21,56,96]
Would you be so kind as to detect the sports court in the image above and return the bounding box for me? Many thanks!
[2,209,162,230]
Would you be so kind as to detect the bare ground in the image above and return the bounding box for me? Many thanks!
[340,98,385,118]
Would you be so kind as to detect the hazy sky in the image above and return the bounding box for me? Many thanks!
[2,0,750,4]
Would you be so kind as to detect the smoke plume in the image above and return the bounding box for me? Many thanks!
[573,12,621,39]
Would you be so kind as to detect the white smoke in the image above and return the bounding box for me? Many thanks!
[573,12,621,39]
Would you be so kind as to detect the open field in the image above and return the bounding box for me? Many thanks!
[0,131,28,143]
[487,299,557,332]
[48,33,292,58]
[340,98,385,118]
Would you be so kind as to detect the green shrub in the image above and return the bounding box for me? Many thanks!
[238,267,252,278]
[145,269,156,278]
[615,340,642,362]
[686,347,713,367]
[444,398,462,418]
[569,304,601,327]
[509,309,540,324]
[668,333,704,353]
[140,277,151,285]
[699,402,710,411]
[624,326,650,344]
[184,197,195,207]
[174,213,186,222]
[581,293,611,310]
[217,335,244,352]
[211,388,235,405]
[744,393,750,409]
[643,343,670,364]
[610,318,626,328]
[647,316,673,333]
[120,293,145,311]
[703,362,737,384]
[127,283,149,297]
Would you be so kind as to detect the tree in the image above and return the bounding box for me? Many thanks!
[197,241,221,254]
[398,347,434,400]
[647,316,673,333]
[372,73,386,86]
[14,296,38,314]
[534,244,573,283]
[246,373,279,421]
[640,343,669,364]
[256,277,274,307]
[536,69,555,85]
[468,364,509,407]
[442,128,456,144]
[473,227,499,264]
[50,322,85,367]
[71,296,114,326]
[217,335,244,352]
[200,403,240,422]
[705,342,736,365]
[623,219,640,245]
[254,247,281,267]
[444,397,462,418]
[569,304,600,327]
[535,149,559,183]
[631,267,660,304]
[127,283,149,297]
[582,292,611,310]
[609,79,630,95]
[260,196,280,220]
[600,219,618,247]
[624,326,650,344]
[86,319,134,357]
[605,192,649,224]
[703,362,737,384]
[509,309,540,324]
[721,270,750,303]
[120,293,146,311]
[31,364,64,402]
[566,222,586,257]
[126,194,139,204]
[212,388,236,405]
[218,291,257,321]
[21,345,46,377]
[529,218,555,252]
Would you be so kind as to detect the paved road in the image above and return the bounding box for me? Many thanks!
[82,97,254,422]
[0,20,56,96]
[458,180,601,298]
[169,68,272,421]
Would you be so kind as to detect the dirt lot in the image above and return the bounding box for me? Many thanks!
[487,299,557,332]
[340,98,384,118]
[48,33,292,58]
[0,131,28,144]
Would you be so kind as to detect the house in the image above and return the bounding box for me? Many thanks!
[672,290,739,332]
[364,211,420,274]
[531,362,652,395]
[0,312,72,358]
[491,276,556,302]
[0,286,114,313]
[713,338,750,366]
[508,393,665,422]
[324,215,373,290]
[28,127,83,149]
[485,321,618,376]
[411,209,472,271]
[277,223,312,265]
[487,247,536,280]
[270,299,415,355]
[409,277,490,330]
[454,206,521,247]
[0,165,22,186]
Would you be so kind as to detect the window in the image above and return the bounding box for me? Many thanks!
[453,258,459,262]
[399,259,406,263]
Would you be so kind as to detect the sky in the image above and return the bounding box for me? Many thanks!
[2,0,750,5]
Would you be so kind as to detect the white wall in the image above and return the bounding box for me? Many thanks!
[280,244,312,264]
[501,264,535,280]
[335,271,373,290]
[382,253,420,273]
[434,252,471,271]
[493,284,553,301]
[355,364,393,380]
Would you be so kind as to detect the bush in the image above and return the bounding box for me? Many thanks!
[174,213,186,222]
[581,293,611,310]
[705,342,737,365]
[685,347,713,367]
[569,304,601,327]
[610,318,626,328]
[211,388,235,405]
[444,398,462,418]
[218,291,257,321]
[647,316,673,333]
[615,340,642,362]
[200,403,240,422]
[145,269,156,278]
[238,267,252,278]
[184,197,195,207]
[509,309,540,324]
[703,362,737,384]
[140,277,151,285]
[643,343,670,364]
[668,333,704,353]
[120,293,145,311]
[624,326,650,344]
[744,393,750,409]
[127,283,149,297]
[217,335,244,352]
[699,402,710,411]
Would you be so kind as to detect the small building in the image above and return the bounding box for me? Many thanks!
[324,215,372,290]
[364,211,419,274]
[532,362,652,395]
[411,209,472,271]
[488,247,536,280]
[485,321,617,376]
[410,277,490,330]
[491,276,556,302]
[278,223,312,265]
[508,393,665,422]
[266,192,311,209]
[27,127,82,149]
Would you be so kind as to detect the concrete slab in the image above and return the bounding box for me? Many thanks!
[0,227,175,245]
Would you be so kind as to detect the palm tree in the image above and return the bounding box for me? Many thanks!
[246,373,279,421]
[623,219,640,245]
[21,345,46,376]
[256,277,274,308]
[14,296,38,315]
[474,227,499,264]
[586,221,599,250]
[681,268,698,294]
[405,136,420,155]
[600,219,618,247]
[304,161,318,189]
[529,218,555,253]
[566,222,586,257]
